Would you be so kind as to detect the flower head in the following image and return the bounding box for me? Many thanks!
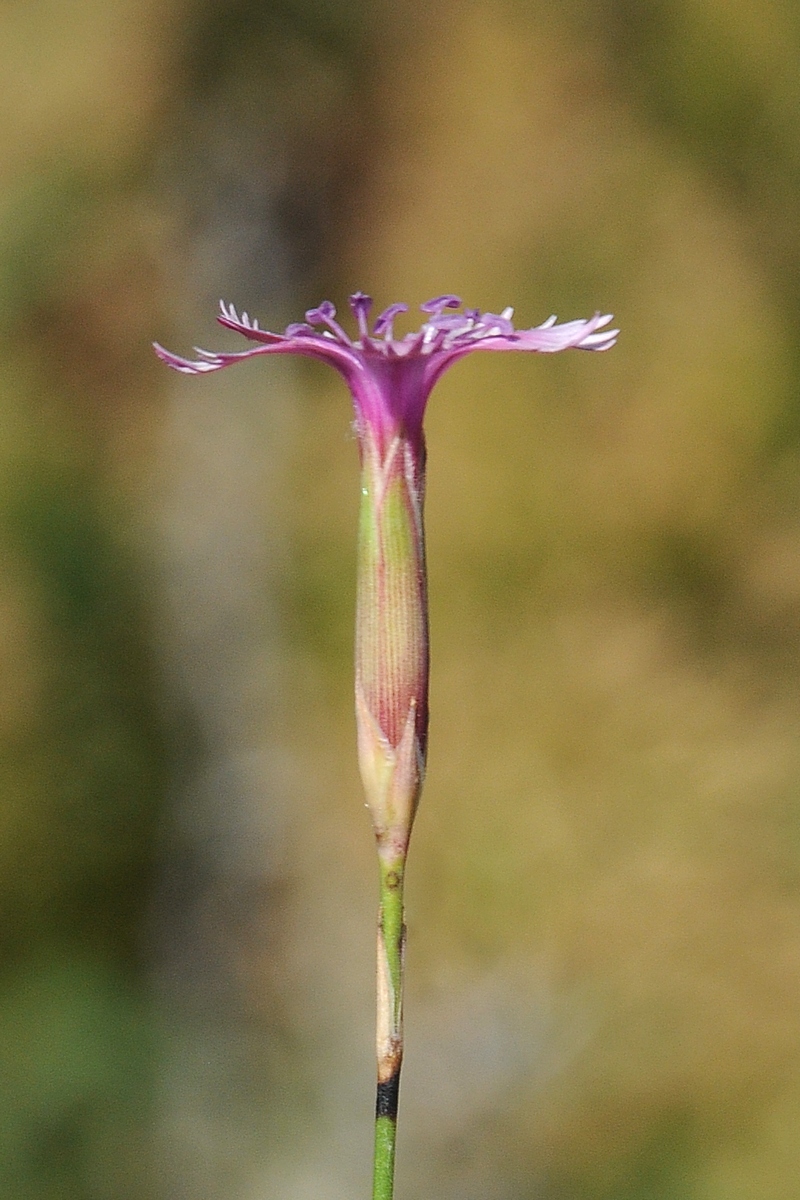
[155,292,617,855]
[154,293,617,453]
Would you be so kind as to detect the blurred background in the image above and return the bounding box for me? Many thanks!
[2,1,800,1197]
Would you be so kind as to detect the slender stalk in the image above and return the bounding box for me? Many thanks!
[355,426,426,1200]
[155,291,617,1200]
[373,856,406,1200]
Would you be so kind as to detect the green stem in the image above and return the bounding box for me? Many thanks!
[372,855,406,1200]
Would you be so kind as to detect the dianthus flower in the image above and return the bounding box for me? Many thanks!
[155,292,617,1200]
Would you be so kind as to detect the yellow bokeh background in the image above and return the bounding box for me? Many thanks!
[2,2,800,1198]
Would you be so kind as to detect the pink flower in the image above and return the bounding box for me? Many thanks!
[155,291,617,1183]
[154,293,617,455]
[155,293,617,856]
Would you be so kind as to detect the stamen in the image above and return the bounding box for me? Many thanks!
[427,314,466,332]
[420,295,462,315]
[440,318,477,347]
[473,312,514,338]
[349,292,374,341]
[305,300,352,345]
[374,303,409,341]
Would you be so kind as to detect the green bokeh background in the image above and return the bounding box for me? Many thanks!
[3,2,800,1197]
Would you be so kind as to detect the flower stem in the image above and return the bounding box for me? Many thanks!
[372,855,406,1200]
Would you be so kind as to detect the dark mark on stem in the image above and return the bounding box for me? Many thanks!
[376,1069,401,1120]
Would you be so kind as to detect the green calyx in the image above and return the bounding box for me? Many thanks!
[355,432,428,852]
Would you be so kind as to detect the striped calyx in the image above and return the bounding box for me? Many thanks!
[355,427,428,862]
